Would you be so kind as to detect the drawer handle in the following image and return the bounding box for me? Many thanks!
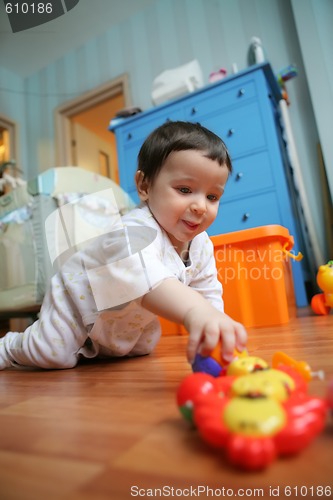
[191,107,197,115]
[228,128,235,137]
[236,172,243,181]
[127,133,132,140]
[242,212,250,221]
[238,88,245,97]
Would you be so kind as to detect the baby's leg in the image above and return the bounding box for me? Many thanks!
[0,288,89,370]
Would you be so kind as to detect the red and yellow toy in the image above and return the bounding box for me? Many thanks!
[177,351,327,471]
[311,260,333,315]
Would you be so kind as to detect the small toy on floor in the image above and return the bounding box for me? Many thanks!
[192,344,249,377]
[311,261,333,315]
[177,348,327,471]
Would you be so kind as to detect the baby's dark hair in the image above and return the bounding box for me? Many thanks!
[137,121,232,184]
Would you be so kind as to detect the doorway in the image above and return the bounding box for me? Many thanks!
[55,74,131,183]
[0,115,17,164]
[0,115,18,195]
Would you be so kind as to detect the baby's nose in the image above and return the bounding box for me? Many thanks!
[191,196,207,214]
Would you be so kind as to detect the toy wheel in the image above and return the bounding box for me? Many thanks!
[311,294,330,315]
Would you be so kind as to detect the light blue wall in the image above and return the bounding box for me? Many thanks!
[0,0,330,258]
[291,0,333,203]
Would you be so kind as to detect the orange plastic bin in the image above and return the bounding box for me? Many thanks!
[211,225,297,328]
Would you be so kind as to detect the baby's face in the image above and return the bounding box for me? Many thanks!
[141,150,229,255]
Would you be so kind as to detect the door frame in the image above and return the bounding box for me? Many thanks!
[55,73,131,166]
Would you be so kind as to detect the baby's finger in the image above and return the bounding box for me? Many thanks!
[198,324,220,356]
[186,329,202,364]
[221,325,236,362]
[234,322,248,351]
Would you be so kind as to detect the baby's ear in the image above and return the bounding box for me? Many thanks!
[135,170,150,201]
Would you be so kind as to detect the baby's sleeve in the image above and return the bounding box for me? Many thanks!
[189,235,224,313]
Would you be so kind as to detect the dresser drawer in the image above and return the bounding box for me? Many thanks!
[207,191,281,236]
[184,79,256,121]
[223,151,275,201]
[201,101,266,159]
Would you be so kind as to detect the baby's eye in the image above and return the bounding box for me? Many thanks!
[178,187,191,194]
[207,194,219,202]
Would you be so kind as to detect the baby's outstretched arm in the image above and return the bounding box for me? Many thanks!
[141,279,247,363]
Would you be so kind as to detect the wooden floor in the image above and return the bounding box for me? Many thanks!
[0,310,332,500]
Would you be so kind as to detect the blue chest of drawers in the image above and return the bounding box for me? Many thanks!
[110,63,309,307]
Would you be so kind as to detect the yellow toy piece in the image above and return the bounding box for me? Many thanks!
[226,355,268,376]
[311,261,333,314]
[223,397,286,437]
[230,369,295,402]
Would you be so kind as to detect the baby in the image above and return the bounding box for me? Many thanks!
[0,121,247,370]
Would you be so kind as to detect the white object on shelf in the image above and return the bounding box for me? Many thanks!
[151,59,204,106]
[249,36,266,64]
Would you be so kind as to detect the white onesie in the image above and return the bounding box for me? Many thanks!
[0,205,223,369]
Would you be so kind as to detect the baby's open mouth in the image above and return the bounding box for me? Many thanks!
[182,220,200,230]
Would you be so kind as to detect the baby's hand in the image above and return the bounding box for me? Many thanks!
[183,305,247,364]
